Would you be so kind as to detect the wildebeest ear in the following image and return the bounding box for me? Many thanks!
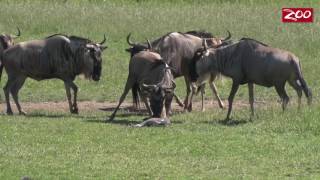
[125,48,132,52]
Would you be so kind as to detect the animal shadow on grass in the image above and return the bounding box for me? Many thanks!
[201,118,249,126]
[99,106,148,117]
[104,118,142,126]
[25,112,97,121]
[25,113,66,119]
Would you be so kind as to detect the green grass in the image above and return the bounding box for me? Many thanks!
[0,0,320,179]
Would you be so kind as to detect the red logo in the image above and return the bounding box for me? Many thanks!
[282,8,313,23]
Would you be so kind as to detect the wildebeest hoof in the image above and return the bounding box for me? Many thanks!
[106,115,115,122]
[19,110,27,116]
[219,103,225,109]
[71,108,79,114]
[6,110,13,115]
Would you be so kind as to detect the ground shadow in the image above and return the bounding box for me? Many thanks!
[25,113,67,119]
[106,119,142,126]
[201,118,249,126]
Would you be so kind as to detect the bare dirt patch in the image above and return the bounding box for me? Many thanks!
[0,99,271,114]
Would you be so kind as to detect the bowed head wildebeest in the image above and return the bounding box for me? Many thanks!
[191,38,312,121]
[125,30,232,113]
[0,28,21,55]
[108,41,176,121]
[0,34,107,115]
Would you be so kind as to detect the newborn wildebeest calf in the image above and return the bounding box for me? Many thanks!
[108,42,175,122]
[191,38,312,121]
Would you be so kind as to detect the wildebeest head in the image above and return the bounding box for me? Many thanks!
[204,30,232,48]
[78,35,107,81]
[184,29,232,48]
[0,27,21,49]
[140,62,176,117]
[125,33,152,57]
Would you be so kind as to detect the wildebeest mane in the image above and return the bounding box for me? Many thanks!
[46,33,69,39]
[240,37,268,46]
[46,34,92,44]
[69,36,92,44]
[189,48,207,82]
[184,30,213,38]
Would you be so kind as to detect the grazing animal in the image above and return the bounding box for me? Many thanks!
[191,38,312,121]
[0,34,107,115]
[125,30,231,112]
[108,44,175,121]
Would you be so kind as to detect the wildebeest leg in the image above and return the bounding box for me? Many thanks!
[108,79,134,121]
[183,77,193,112]
[275,83,289,111]
[200,85,205,112]
[288,80,302,109]
[3,75,16,115]
[248,83,254,120]
[141,96,153,116]
[64,82,73,114]
[64,81,77,113]
[173,93,184,107]
[225,81,239,121]
[165,93,174,116]
[11,77,27,115]
[209,81,224,109]
[69,81,79,114]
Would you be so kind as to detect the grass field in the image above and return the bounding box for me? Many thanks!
[0,0,320,179]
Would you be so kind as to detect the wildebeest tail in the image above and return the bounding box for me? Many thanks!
[291,59,312,105]
[132,83,140,109]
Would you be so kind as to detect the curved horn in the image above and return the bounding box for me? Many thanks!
[222,30,231,41]
[99,34,106,45]
[126,33,136,46]
[12,27,21,39]
[146,39,152,50]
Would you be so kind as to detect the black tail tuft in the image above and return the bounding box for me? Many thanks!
[292,59,312,105]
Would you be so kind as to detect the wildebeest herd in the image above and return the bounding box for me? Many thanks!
[0,28,312,126]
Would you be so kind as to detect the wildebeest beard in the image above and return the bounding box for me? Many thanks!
[92,60,101,81]
[149,88,166,117]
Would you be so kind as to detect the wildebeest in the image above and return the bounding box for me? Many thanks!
[132,117,171,127]
[0,34,107,115]
[108,43,175,121]
[0,28,21,55]
[125,30,231,113]
[191,38,312,121]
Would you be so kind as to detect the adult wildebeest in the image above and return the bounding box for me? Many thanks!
[0,28,21,55]
[191,38,312,121]
[125,30,231,113]
[0,34,107,115]
[108,42,175,121]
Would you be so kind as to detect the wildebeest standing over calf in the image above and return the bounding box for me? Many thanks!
[0,34,107,115]
[126,30,231,113]
[191,38,312,121]
[108,44,175,121]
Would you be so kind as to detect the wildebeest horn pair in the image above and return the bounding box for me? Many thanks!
[126,33,151,49]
